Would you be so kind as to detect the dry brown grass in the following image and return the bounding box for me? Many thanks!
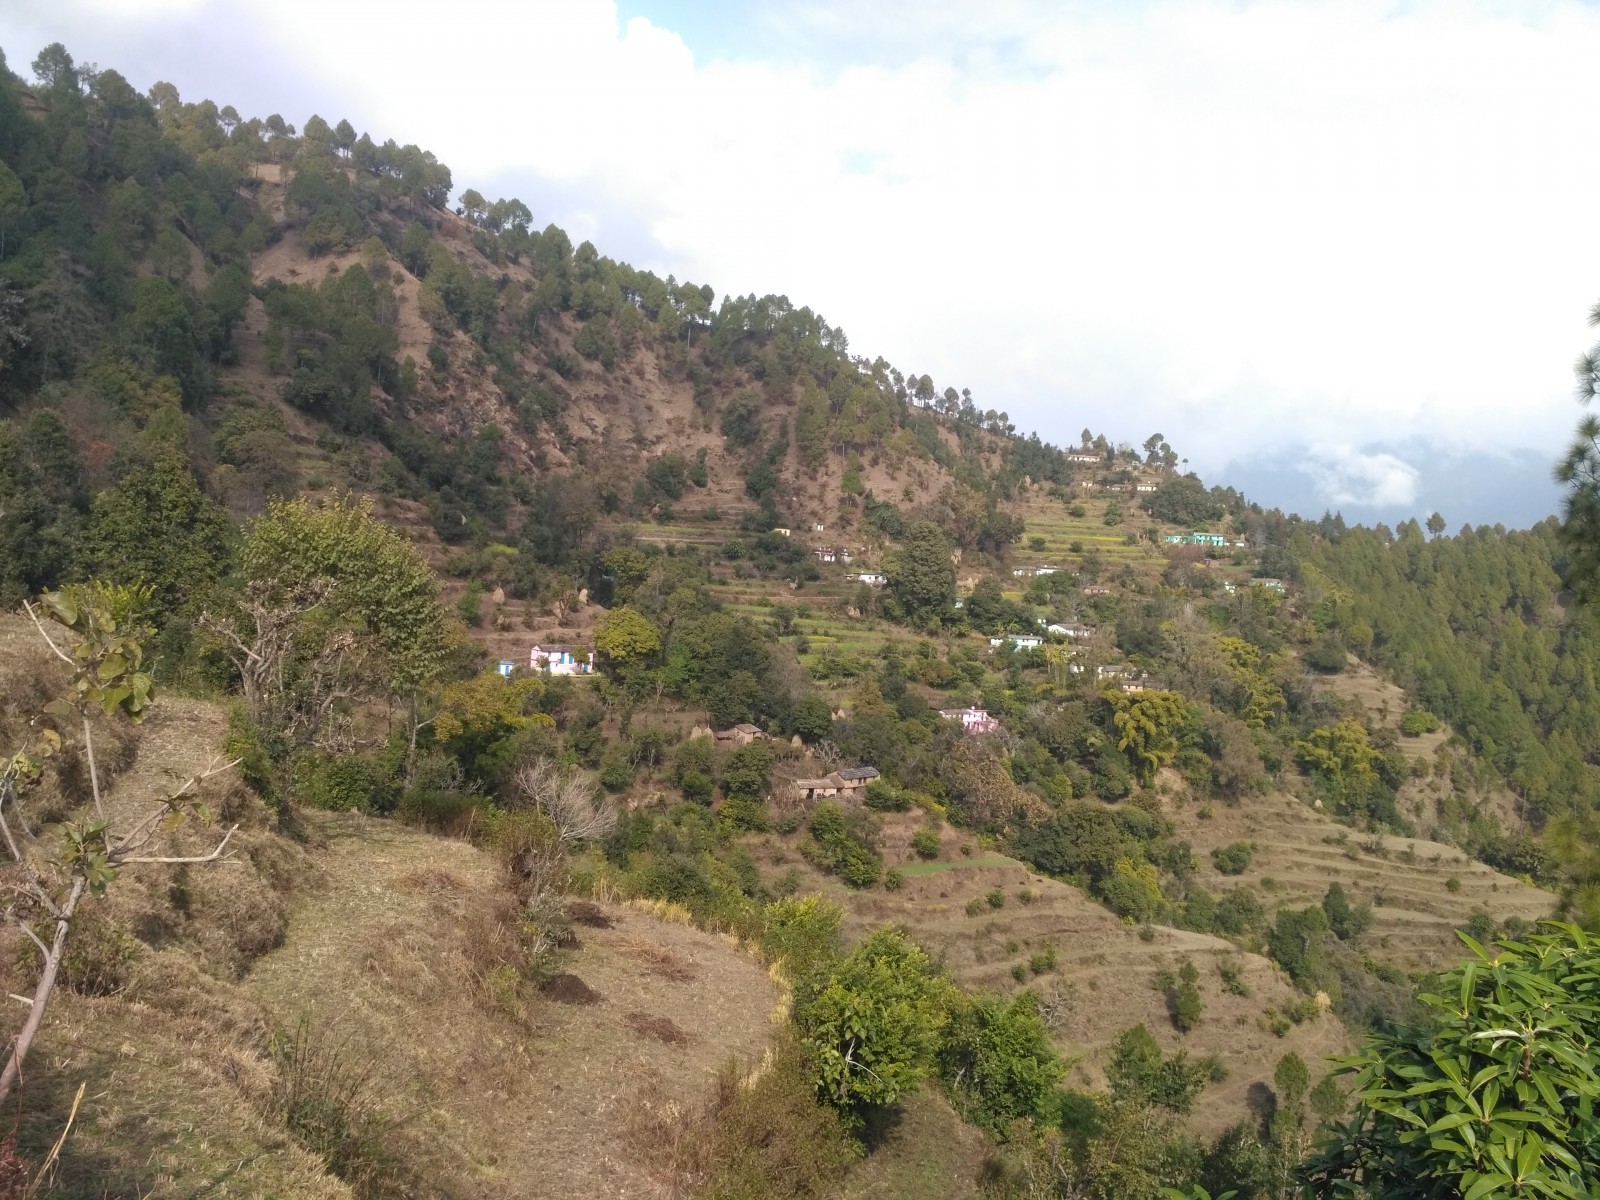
[396,865,466,893]
[626,1011,694,1045]
[619,933,698,982]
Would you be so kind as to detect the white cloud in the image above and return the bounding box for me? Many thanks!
[1300,445,1421,508]
[4,0,1598,509]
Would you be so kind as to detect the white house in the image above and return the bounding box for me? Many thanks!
[1012,567,1030,578]
[495,660,516,678]
[940,706,1000,734]
[1009,634,1043,650]
[1251,578,1287,592]
[851,571,886,586]
[1053,623,1096,639]
[815,548,838,563]
[1033,565,1061,576]
[530,644,592,676]
[1082,585,1113,596]
[1066,450,1101,464]
[771,527,791,538]
[813,523,826,533]
[1135,483,1158,493]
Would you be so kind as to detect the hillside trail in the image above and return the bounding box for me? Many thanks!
[243,811,779,1198]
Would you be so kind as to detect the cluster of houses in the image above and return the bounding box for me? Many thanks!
[1011,564,1063,578]
[813,547,854,565]
[794,765,881,801]
[1221,577,1287,595]
[1095,663,1153,692]
[939,706,1000,734]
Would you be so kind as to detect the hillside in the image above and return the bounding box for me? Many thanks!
[0,614,783,1198]
[1,40,1596,1199]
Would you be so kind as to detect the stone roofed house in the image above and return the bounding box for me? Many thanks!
[529,644,592,675]
[940,706,1000,734]
[795,765,880,801]
[715,722,766,746]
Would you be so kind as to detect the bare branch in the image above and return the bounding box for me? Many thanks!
[9,916,49,960]
[20,600,73,666]
[81,719,106,823]
[119,824,241,866]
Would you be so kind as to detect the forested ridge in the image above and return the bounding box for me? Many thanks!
[6,35,1600,1200]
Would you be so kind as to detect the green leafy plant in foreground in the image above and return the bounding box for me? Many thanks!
[1302,922,1600,1198]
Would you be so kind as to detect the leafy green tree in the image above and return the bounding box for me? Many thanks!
[939,991,1064,1135]
[1106,1024,1212,1115]
[1304,923,1600,1197]
[804,800,883,888]
[886,521,955,620]
[1143,476,1224,526]
[84,452,231,615]
[793,926,954,1122]
[1111,690,1190,784]
[0,160,24,258]
[1426,511,1446,538]
[593,605,662,686]
[202,495,447,790]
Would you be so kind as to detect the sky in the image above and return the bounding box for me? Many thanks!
[1,0,1595,529]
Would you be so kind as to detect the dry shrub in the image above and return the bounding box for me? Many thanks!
[397,866,465,894]
[183,861,290,974]
[542,973,601,1005]
[625,1011,692,1045]
[461,893,533,1020]
[626,1038,855,1200]
[269,1017,409,1199]
[0,1133,26,1199]
[55,901,136,996]
[619,935,696,983]
[564,899,614,928]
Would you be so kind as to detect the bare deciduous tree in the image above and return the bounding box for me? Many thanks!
[511,758,616,844]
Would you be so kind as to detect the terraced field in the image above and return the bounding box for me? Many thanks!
[1169,787,1556,973]
[748,815,1352,1140]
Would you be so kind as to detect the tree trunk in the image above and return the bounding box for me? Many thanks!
[0,875,87,1107]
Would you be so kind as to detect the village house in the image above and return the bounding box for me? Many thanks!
[850,571,886,586]
[1049,622,1095,639]
[1066,450,1101,464]
[1120,674,1153,693]
[1033,565,1061,576]
[715,723,767,746]
[940,706,1000,734]
[1164,532,1229,547]
[1076,479,1097,491]
[1251,578,1287,592]
[814,548,837,564]
[1096,663,1134,681]
[771,527,791,538]
[529,644,592,676]
[495,660,516,678]
[794,765,881,801]
[1081,585,1112,597]
[1135,483,1159,493]
[989,635,1046,650]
